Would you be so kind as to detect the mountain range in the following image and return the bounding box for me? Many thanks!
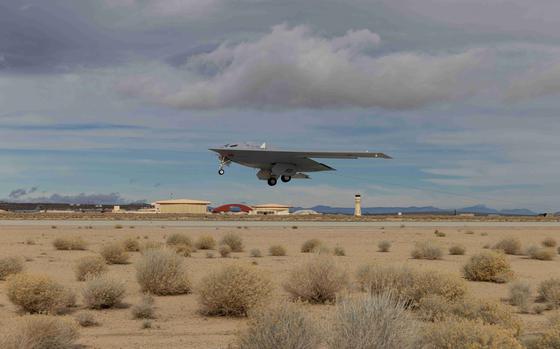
[292,204,538,216]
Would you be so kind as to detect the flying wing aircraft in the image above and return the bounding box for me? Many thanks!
[209,143,391,186]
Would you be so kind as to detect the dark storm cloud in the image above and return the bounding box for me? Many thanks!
[8,188,27,199]
[24,192,137,204]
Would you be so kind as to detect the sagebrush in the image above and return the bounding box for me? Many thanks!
[0,256,24,280]
[463,251,513,283]
[82,275,126,309]
[0,315,79,349]
[136,249,191,295]
[6,273,74,314]
[74,255,108,281]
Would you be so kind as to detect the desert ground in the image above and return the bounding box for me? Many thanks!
[1,221,560,348]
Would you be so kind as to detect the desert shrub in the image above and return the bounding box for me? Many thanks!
[301,239,322,253]
[411,241,443,260]
[132,295,155,319]
[558,246,560,255]
[328,293,418,349]
[140,241,164,252]
[533,326,560,349]
[378,240,392,252]
[451,298,522,335]
[219,244,232,257]
[100,242,130,264]
[543,237,558,248]
[269,245,287,256]
[53,236,87,251]
[528,246,556,261]
[75,312,98,327]
[333,246,346,256]
[418,319,522,349]
[356,264,467,307]
[198,264,273,316]
[237,302,321,349]
[283,256,348,304]
[206,251,215,258]
[122,237,140,252]
[463,251,513,283]
[136,249,191,296]
[82,275,125,309]
[0,315,79,349]
[141,320,152,329]
[493,237,522,255]
[220,233,244,252]
[449,244,466,255]
[0,256,24,280]
[538,278,560,309]
[434,229,446,237]
[417,294,453,322]
[74,255,107,281]
[114,224,123,229]
[195,235,216,250]
[166,233,192,247]
[509,281,532,309]
[173,243,194,257]
[6,273,73,314]
[249,248,262,258]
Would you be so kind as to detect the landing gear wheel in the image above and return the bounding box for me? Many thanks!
[281,175,291,183]
[267,177,277,186]
[218,169,225,175]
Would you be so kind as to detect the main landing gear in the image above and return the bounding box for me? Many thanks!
[281,175,291,183]
[267,177,277,186]
[267,175,291,186]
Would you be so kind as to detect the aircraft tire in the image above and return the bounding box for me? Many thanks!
[281,175,291,183]
[267,177,277,186]
[218,169,225,175]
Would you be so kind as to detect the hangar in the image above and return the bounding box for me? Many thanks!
[152,199,211,214]
[212,204,253,214]
[250,203,291,215]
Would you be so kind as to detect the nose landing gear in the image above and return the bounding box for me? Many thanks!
[218,169,225,175]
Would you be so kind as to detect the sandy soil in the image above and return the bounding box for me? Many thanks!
[1,223,559,348]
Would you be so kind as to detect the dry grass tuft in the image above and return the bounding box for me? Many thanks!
[0,315,79,349]
[328,292,418,349]
[173,243,194,257]
[538,278,560,309]
[132,295,156,319]
[166,233,193,247]
[53,236,87,251]
[6,273,74,314]
[100,242,130,264]
[450,298,522,335]
[333,246,346,256]
[269,245,287,256]
[195,235,216,250]
[82,275,126,309]
[136,249,191,296]
[237,302,321,349]
[542,237,557,248]
[449,244,466,255]
[0,256,24,280]
[74,255,108,281]
[418,319,522,349]
[140,241,164,253]
[75,312,99,327]
[198,264,273,316]
[283,255,348,304]
[378,240,392,252]
[249,249,262,258]
[220,233,244,252]
[527,246,556,261]
[463,251,513,283]
[356,264,467,307]
[411,241,443,260]
[301,239,322,253]
[417,295,453,322]
[493,237,522,255]
[219,244,232,257]
[122,237,140,252]
[509,281,532,310]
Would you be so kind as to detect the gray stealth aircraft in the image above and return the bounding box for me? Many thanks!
[209,143,391,186]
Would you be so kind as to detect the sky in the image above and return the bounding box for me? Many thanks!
[2,0,560,211]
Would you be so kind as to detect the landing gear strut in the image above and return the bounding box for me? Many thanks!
[267,177,277,186]
[281,175,291,183]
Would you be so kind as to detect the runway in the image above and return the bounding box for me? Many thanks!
[1,220,560,228]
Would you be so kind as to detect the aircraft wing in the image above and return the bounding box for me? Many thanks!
[209,148,390,172]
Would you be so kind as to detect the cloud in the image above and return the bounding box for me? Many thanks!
[18,192,141,205]
[118,24,488,110]
[506,63,560,102]
[8,188,28,199]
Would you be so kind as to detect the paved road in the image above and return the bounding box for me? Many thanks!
[1,220,560,228]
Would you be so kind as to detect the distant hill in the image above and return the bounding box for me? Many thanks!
[291,204,537,216]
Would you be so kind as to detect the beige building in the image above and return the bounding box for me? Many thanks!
[152,199,211,214]
[250,203,291,215]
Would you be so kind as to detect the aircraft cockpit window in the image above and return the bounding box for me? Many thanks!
[229,144,238,148]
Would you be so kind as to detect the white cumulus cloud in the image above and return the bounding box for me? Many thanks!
[118,24,489,110]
